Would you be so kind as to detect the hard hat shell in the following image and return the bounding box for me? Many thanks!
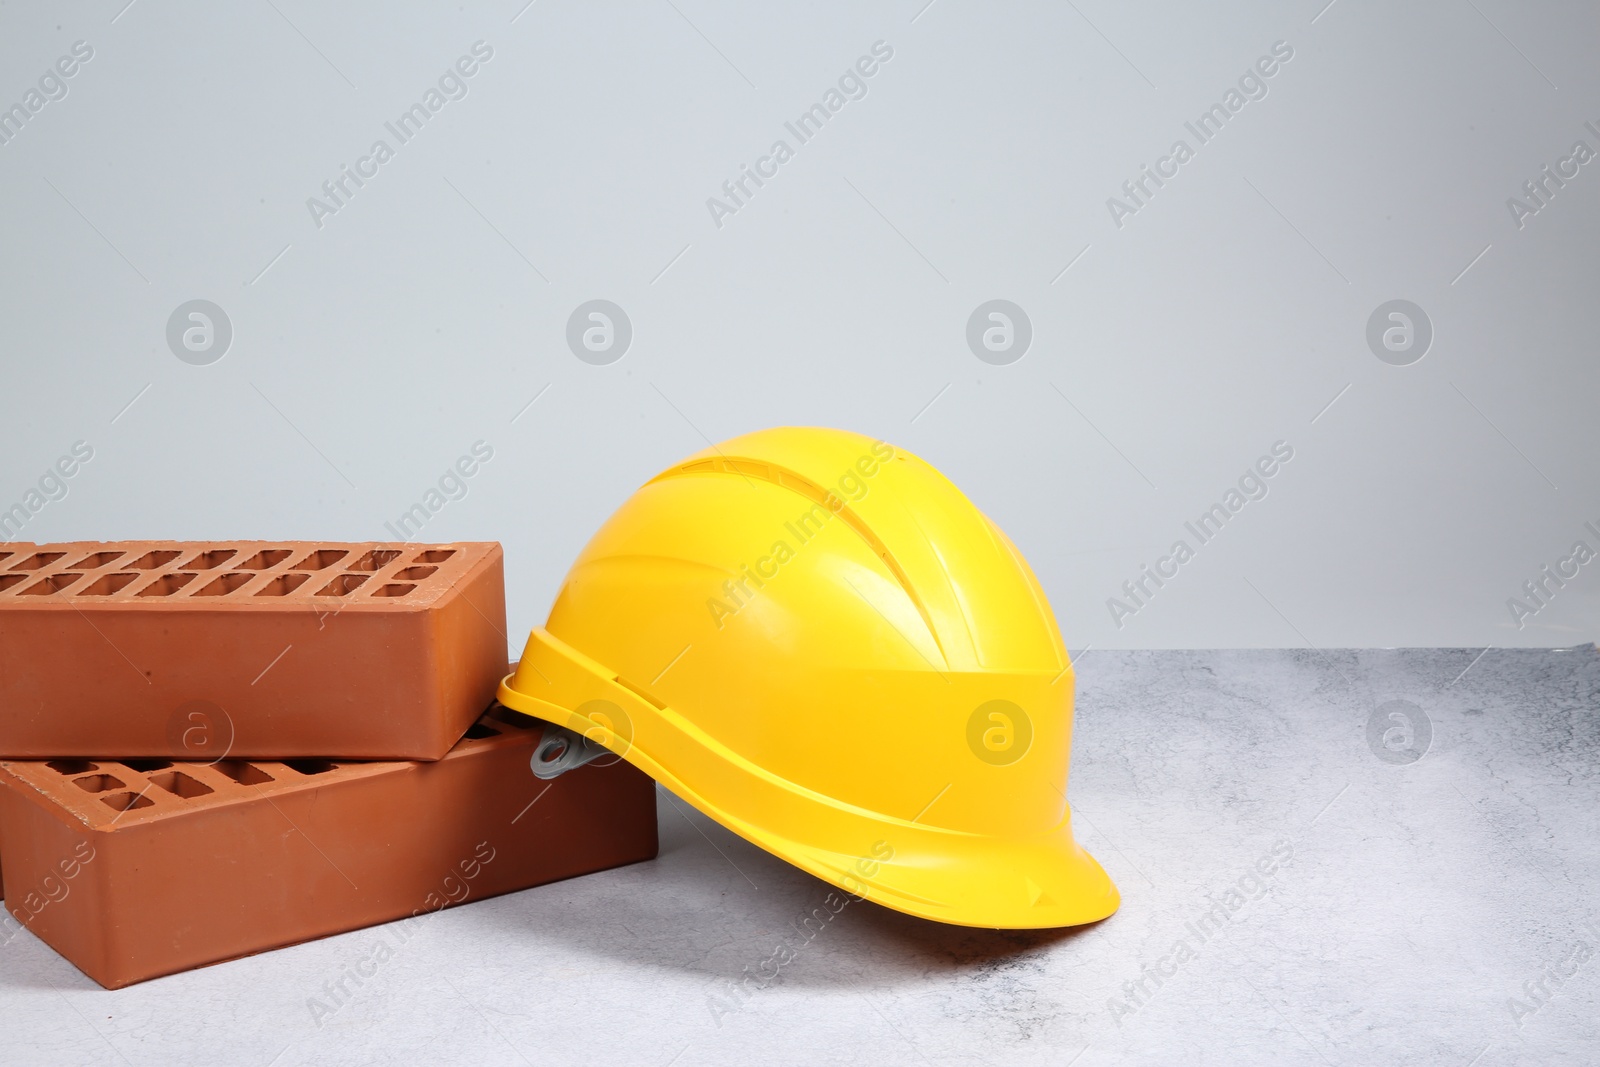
[498,427,1119,928]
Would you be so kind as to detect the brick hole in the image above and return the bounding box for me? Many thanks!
[236,549,293,570]
[0,574,27,593]
[0,550,10,563]
[255,573,310,597]
[214,761,273,786]
[283,759,336,776]
[100,791,154,813]
[195,573,252,597]
[73,773,126,794]
[292,549,348,571]
[78,572,140,596]
[8,551,66,571]
[394,565,436,580]
[184,549,236,570]
[137,572,197,597]
[120,758,172,773]
[371,582,416,598]
[413,549,456,564]
[464,723,501,740]
[19,573,80,595]
[150,771,214,799]
[67,550,124,570]
[345,549,402,572]
[127,550,181,570]
[486,706,535,730]
[315,574,368,597]
[46,759,97,775]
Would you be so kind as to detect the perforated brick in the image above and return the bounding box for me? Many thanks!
[0,705,658,988]
[0,541,507,759]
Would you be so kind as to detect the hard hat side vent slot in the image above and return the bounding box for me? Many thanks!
[613,675,666,710]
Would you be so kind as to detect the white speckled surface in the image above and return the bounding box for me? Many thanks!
[3,647,1597,1066]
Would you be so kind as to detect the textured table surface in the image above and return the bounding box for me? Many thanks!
[3,647,1597,1066]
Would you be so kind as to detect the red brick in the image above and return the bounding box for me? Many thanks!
[0,541,508,760]
[0,706,657,988]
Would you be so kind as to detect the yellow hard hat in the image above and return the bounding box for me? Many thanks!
[497,427,1118,929]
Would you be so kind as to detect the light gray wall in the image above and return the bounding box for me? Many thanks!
[1,0,1596,651]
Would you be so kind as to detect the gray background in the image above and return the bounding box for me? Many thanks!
[1,1,1597,652]
[4,7,1600,1065]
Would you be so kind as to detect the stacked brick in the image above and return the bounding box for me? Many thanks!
[0,541,657,987]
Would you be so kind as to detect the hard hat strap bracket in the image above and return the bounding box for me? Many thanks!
[530,723,608,780]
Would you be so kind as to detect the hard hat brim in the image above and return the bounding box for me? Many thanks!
[498,629,1120,930]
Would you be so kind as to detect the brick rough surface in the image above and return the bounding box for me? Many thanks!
[0,541,508,760]
[0,704,658,988]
